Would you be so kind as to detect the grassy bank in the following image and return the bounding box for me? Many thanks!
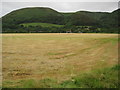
[3,64,119,88]
[21,23,64,27]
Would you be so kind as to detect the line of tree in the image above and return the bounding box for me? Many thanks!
[2,24,119,33]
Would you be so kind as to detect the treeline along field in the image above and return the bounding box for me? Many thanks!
[2,33,118,88]
[2,7,120,33]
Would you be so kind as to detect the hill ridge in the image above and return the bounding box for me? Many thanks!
[2,7,119,33]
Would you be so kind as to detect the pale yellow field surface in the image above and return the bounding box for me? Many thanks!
[2,33,118,82]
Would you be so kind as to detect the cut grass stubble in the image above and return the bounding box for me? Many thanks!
[2,33,118,88]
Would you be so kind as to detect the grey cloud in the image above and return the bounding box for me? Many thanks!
[2,0,120,2]
[1,2,118,17]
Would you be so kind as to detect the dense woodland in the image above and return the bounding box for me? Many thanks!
[2,7,120,33]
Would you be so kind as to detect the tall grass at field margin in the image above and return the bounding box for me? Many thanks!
[3,64,119,88]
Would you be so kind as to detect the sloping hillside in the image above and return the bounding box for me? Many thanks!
[2,7,64,25]
[2,7,119,33]
[100,9,120,28]
[2,7,111,26]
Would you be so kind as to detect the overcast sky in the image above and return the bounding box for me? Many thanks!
[1,0,119,17]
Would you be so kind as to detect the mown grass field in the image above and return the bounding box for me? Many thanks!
[21,23,64,27]
[2,33,119,88]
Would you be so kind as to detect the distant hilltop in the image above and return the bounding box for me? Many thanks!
[2,7,120,33]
